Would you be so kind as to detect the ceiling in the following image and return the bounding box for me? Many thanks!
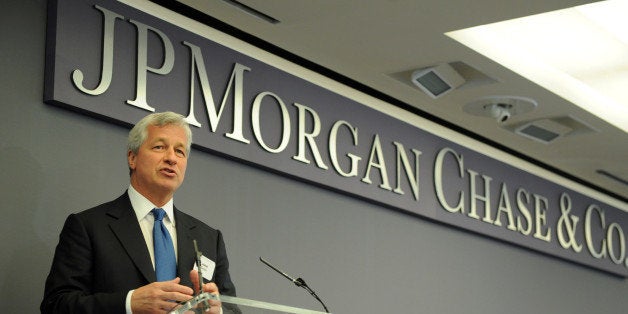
[161,0,627,202]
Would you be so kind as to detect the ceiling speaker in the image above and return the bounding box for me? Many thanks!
[411,63,465,98]
[515,119,573,144]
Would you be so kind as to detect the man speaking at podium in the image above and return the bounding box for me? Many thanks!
[41,112,238,313]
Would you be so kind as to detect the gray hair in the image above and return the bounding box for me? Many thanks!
[127,111,193,155]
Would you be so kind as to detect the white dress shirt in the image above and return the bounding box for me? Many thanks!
[128,184,178,265]
[125,185,178,313]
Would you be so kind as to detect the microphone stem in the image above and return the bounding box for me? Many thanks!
[298,280,330,313]
[260,257,330,313]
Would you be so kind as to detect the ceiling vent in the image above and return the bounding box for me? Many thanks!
[220,0,280,24]
[389,61,496,96]
[410,63,465,98]
[515,119,572,144]
[597,169,628,187]
[513,116,597,144]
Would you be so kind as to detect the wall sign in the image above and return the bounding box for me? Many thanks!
[45,0,628,276]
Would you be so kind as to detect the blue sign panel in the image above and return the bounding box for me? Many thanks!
[45,0,628,276]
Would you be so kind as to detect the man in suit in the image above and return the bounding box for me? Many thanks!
[41,112,238,313]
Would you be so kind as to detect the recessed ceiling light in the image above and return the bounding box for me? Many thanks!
[446,0,628,132]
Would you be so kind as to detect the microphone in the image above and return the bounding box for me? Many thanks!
[193,239,203,294]
[193,239,210,311]
[259,257,330,313]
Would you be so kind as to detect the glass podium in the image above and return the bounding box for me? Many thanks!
[169,293,330,314]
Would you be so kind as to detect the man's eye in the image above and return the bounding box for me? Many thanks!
[176,149,186,157]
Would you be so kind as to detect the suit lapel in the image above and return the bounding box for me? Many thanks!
[105,197,199,286]
[175,207,198,288]
[107,193,156,283]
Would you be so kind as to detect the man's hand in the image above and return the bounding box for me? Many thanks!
[190,270,222,314]
[131,277,194,313]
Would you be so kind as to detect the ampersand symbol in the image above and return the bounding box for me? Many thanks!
[557,193,583,252]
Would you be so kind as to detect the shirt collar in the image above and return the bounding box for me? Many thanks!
[128,184,175,224]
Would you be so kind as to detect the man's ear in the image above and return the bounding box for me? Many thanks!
[127,150,136,170]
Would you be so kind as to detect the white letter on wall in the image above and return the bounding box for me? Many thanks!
[361,134,392,191]
[392,141,421,201]
[329,120,361,177]
[251,92,290,153]
[126,19,174,112]
[292,103,328,169]
[71,6,123,96]
[181,44,251,143]
[434,148,465,214]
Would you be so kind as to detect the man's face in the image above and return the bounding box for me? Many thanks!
[128,124,188,203]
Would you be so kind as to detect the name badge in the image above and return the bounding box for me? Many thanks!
[193,255,216,281]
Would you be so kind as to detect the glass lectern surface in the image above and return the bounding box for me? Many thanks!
[169,293,329,314]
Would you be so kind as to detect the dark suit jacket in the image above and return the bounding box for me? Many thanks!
[41,192,238,313]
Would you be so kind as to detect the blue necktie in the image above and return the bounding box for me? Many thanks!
[152,208,176,281]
